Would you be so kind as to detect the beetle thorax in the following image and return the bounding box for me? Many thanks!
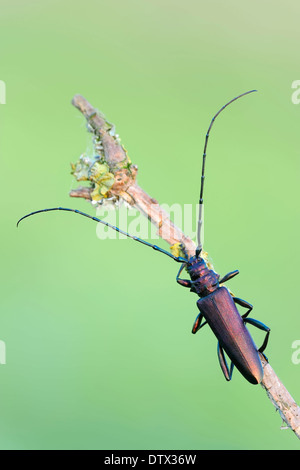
[186,256,220,297]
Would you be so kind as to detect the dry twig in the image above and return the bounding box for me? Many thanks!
[70,94,300,440]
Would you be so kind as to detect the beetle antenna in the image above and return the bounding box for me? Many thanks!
[196,89,257,258]
[17,207,188,263]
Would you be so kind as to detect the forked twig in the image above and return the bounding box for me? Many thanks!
[70,94,300,440]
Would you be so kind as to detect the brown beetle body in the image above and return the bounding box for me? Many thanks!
[197,287,264,384]
[177,255,269,384]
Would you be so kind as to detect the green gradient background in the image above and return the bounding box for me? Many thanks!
[1,0,299,450]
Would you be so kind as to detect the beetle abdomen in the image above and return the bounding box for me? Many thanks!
[197,286,263,384]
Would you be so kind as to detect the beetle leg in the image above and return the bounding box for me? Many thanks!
[243,318,270,357]
[219,270,239,284]
[217,343,234,381]
[176,263,192,288]
[192,312,207,334]
[232,297,253,319]
[177,278,192,288]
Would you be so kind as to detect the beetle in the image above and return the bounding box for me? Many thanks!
[17,90,270,385]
